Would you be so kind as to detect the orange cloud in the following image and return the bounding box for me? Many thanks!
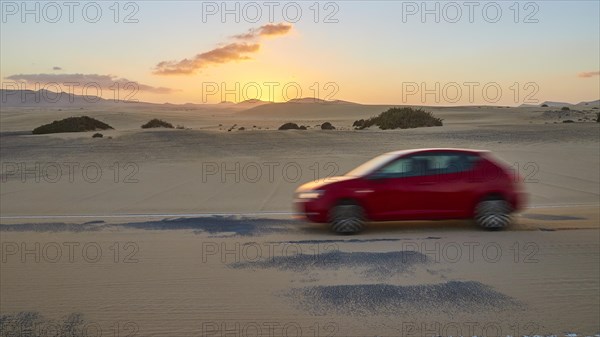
[154,23,292,76]
[578,71,600,78]
[233,23,292,40]
[154,43,260,75]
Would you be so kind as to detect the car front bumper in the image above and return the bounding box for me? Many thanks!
[293,199,329,223]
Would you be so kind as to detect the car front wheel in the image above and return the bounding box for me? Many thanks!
[329,202,365,234]
[474,198,512,229]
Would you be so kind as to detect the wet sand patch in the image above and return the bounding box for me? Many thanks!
[0,216,294,236]
[286,281,519,315]
[230,250,430,278]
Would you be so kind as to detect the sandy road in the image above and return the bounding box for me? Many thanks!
[1,212,599,336]
[1,203,598,230]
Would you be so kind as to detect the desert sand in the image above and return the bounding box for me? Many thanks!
[1,101,599,335]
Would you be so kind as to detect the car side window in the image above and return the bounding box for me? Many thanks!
[378,153,480,178]
[378,158,413,176]
[424,153,480,175]
[428,155,462,173]
[377,156,432,178]
[408,155,434,176]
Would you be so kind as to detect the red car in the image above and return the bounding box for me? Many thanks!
[295,148,525,233]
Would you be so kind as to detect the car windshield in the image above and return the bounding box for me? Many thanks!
[345,153,399,177]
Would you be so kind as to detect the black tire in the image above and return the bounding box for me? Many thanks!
[329,202,365,234]
[474,198,512,229]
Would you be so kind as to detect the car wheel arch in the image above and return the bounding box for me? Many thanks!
[331,197,370,218]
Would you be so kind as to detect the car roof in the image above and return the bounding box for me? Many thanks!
[384,148,490,156]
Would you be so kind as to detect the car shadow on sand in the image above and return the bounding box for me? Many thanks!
[0,213,567,235]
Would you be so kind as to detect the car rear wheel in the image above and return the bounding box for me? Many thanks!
[329,202,365,234]
[474,198,512,229]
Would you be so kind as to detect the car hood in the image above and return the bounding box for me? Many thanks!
[296,176,356,192]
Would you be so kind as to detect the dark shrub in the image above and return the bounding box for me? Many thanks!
[596,112,600,122]
[353,119,366,129]
[32,116,113,135]
[541,104,549,107]
[299,125,307,130]
[321,122,336,130]
[562,120,575,123]
[141,119,174,129]
[353,107,443,130]
[238,127,245,131]
[176,125,185,129]
[92,133,103,138]
[561,106,570,111]
[279,122,302,130]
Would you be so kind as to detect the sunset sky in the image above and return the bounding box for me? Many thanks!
[1,1,599,105]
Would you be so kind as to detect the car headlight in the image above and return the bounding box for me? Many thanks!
[296,190,324,199]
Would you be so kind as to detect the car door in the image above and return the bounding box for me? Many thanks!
[408,153,472,218]
[363,156,423,220]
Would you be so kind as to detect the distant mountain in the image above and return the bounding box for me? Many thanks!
[540,101,574,107]
[287,97,327,104]
[238,100,393,118]
[286,97,360,105]
[236,99,272,107]
[576,100,600,107]
[519,100,599,108]
[2,89,98,107]
[330,99,360,105]
[239,99,264,104]
[4,89,595,111]
[0,89,239,111]
[0,89,151,107]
